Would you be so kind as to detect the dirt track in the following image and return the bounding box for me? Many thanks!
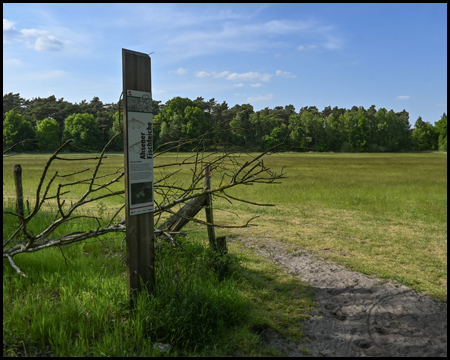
[231,236,447,357]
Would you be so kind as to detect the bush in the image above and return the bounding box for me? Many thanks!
[367,143,386,152]
[340,141,354,152]
[136,235,249,351]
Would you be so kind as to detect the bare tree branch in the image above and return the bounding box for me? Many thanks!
[3,120,290,277]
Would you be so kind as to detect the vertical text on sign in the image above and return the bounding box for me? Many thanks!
[126,89,154,215]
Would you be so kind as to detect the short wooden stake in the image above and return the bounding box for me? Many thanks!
[203,164,216,249]
[13,164,24,220]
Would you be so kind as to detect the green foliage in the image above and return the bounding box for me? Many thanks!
[3,110,36,151]
[264,127,284,150]
[411,116,439,151]
[351,107,369,152]
[108,111,124,151]
[435,113,447,151]
[3,92,445,152]
[36,118,60,152]
[62,113,102,151]
[183,105,207,138]
[228,104,255,148]
[340,141,354,152]
[3,92,26,116]
[324,113,343,151]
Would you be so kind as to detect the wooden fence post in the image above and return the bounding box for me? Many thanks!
[122,48,155,308]
[203,164,216,249]
[13,164,24,220]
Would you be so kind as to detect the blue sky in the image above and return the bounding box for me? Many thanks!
[3,3,447,125]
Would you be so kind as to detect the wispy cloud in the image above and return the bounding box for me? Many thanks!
[127,7,345,60]
[195,70,295,83]
[227,71,273,82]
[3,58,22,67]
[247,94,273,102]
[396,95,410,100]
[297,44,317,50]
[276,70,296,78]
[234,83,244,87]
[212,71,230,78]
[195,70,230,78]
[3,18,69,51]
[170,68,187,75]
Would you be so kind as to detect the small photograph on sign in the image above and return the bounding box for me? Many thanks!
[130,182,153,205]
[127,94,152,113]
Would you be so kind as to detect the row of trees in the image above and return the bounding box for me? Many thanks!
[3,92,447,153]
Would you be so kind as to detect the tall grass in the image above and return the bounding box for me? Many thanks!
[3,206,250,356]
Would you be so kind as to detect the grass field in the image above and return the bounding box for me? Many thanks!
[3,151,447,356]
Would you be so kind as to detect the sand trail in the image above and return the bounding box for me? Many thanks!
[231,236,447,357]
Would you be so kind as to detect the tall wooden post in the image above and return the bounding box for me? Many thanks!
[13,164,24,220]
[203,164,216,248]
[122,49,155,307]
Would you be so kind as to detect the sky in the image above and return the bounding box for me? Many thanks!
[3,3,447,125]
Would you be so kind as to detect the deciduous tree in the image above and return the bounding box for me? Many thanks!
[62,113,102,151]
[3,110,36,151]
[36,118,60,152]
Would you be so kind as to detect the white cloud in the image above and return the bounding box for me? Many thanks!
[436,103,447,107]
[153,89,167,95]
[195,71,211,78]
[3,18,68,51]
[396,95,410,100]
[276,70,296,78]
[110,6,345,61]
[227,71,272,82]
[323,34,343,50]
[234,93,247,96]
[195,69,294,84]
[274,53,282,58]
[170,68,187,75]
[29,35,66,52]
[3,19,15,31]
[247,94,273,102]
[297,44,317,51]
[264,19,311,34]
[3,58,22,67]
[212,71,230,78]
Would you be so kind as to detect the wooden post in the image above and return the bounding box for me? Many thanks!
[123,49,154,307]
[203,164,216,248]
[13,164,24,220]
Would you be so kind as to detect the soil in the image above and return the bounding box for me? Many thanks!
[230,236,447,357]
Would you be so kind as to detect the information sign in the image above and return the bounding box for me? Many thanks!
[126,89,154,215]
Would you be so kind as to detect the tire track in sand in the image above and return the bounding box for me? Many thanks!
[231,236,447,357]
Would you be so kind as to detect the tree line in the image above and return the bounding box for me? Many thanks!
[3,92,447,153]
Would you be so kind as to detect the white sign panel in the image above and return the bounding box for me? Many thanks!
[126,89,154,215]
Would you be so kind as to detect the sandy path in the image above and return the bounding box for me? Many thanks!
[231,236,447,357]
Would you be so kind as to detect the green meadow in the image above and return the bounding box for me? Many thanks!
[3,152,447,356]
